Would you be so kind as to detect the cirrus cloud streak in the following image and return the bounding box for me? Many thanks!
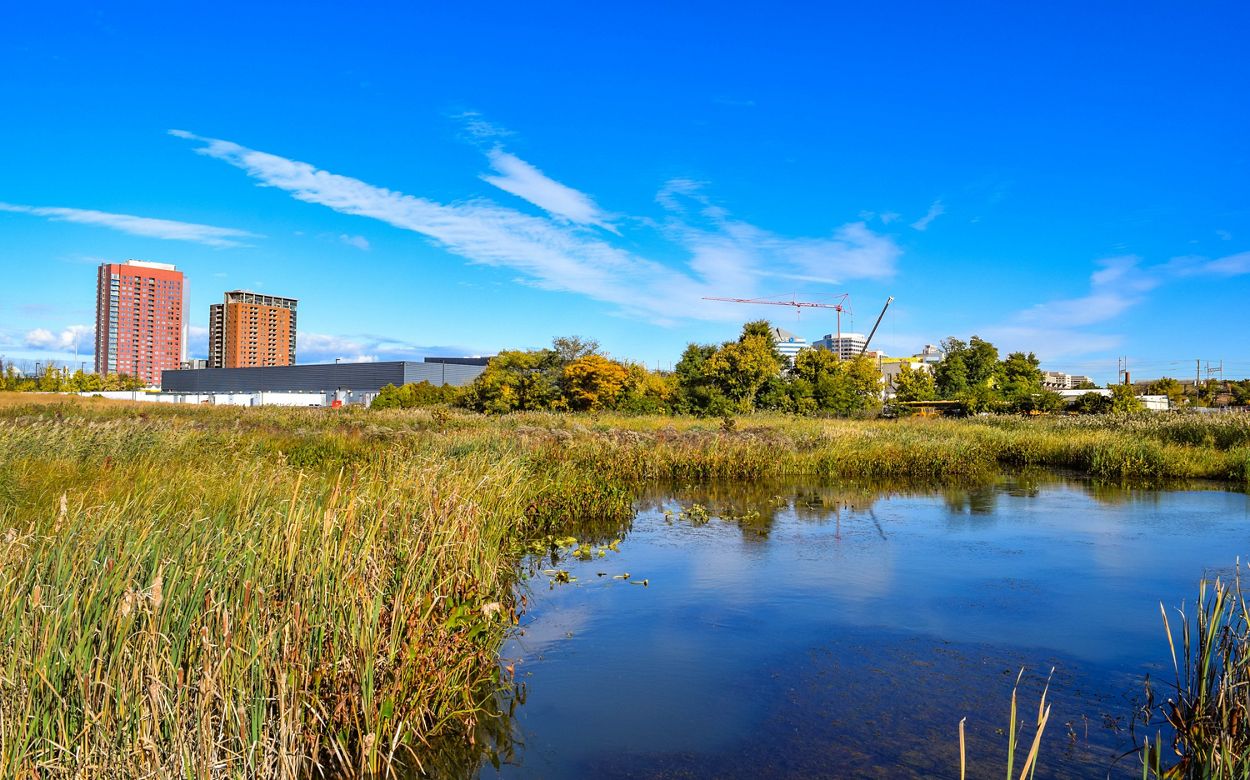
[170,129,901,324]
[0,202,259,247]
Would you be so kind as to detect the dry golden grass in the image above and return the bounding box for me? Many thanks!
[0,391,151,409]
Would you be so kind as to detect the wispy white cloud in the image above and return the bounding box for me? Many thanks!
[910,200,945,231]
[656,179,899,290]
[172,130,902,324]
[1168,251,1250,277]
[979,324,1124,360]
[1015,255,1156,328]
[22,324,94,354]
[857,210,901,225]
[0,201,259,247]
[988,249,1250,360]
[481,149,616,231]
[450,111,515,141]
[297,331,476,364]
[1216,229,1232,241]
[339,234,370,251]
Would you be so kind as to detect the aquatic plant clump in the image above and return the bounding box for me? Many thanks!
[1141,566,1250,778]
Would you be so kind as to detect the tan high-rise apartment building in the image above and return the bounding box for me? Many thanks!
[207,291,298,368]
[95,260,187,386]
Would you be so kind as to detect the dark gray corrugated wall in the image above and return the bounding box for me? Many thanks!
[162,361,484,392]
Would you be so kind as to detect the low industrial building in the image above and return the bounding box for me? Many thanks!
[1054,389,1171,411]
[157,358,488,406]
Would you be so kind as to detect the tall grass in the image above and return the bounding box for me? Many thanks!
[0,403,629,778]
[1140,565,1250,778]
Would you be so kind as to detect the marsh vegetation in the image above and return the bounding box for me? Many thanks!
[2,395,1249,777]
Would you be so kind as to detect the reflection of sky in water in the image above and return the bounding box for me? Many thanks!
[488,479,1250,779]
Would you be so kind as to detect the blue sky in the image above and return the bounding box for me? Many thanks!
[1,2,1247,383]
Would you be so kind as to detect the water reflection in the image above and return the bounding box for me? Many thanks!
[458,474,1249,779]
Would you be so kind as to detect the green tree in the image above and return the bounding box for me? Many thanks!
[672,343,724,415]
[460,349,559,413]
[1072,391,1112,414]
[891,363,936,402]
[998,351,1047,412]
[792,350,882,416]
[999,351,1042,387]
[934,338,972,397]
[1147,377,1186,407]
[1231,380,1250,406]
[964,337,1001,386]
[935,336,1000,406]
[742,320,788,365]
[703,324,784,412]
[551,335,601,363]
[617,363,677,414]
[1109,384,1144,413]
[371,381,460,409]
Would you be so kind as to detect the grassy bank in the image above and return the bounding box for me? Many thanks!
[1,397,1248,778]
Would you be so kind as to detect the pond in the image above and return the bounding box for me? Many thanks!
[478,474,1250,778]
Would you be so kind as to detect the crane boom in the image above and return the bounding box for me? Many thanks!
[702,293,852,357]
[702,295,847,312]
[859,296,895,356]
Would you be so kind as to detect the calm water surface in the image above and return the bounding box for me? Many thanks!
[478,475,1250,778]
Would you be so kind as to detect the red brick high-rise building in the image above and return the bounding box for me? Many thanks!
[207,291,298,368]
[94,260,186,386]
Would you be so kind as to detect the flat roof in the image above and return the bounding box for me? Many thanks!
[162,360,486,393]
[123,259,177,271]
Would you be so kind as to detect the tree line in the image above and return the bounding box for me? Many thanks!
[0,362,146,393]
[892,336,1144,414]
[375,323,1151,416]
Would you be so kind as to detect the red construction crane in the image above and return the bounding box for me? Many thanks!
[702,293,851,354]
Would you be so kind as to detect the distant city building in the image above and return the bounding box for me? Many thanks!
[208,290,298,369]
[181,359,209,370]
[1042,370,1096,390]
[918,344,943,364]
[94,260,186,386]
[769,326,809,364]
[812,332,868,360]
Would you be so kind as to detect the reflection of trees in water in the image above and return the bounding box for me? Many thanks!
[633,479,894,538]
[632,478,1001,539]
[943,484,999,516]
[1086,481,1168,507]
[628,471,1217,539]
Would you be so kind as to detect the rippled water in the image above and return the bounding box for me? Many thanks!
[477,475,1250,778]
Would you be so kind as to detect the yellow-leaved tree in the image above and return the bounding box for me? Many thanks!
[561,354,630,411]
